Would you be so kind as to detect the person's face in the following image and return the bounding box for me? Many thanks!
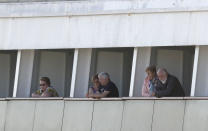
[99,77,108,86]
[157,72,167,81]
[93,79,100,88]
[147,71,154,80]
[39,80,48,91]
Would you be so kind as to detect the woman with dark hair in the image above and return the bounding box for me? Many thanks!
[142,65,157,97]
[32,77,59,97]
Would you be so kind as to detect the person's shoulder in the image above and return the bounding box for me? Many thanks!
[47,87,57,93]
[168,74,179,82]
[109,81,117,87]
[47,87,59,97]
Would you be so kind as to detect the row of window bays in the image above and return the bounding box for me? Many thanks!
[1,45,207,98]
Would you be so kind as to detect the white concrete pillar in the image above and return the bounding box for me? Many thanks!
[190,46,199,96]
[194,46,208,96]
[14,50,35,97]
[71,48,92,98]
[133,47,152,97]
[129,47,138,97]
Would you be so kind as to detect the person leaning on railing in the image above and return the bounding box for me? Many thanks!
[32,77,59,97]
[152,68,185,97]
[86,74,100,98]
[88,72,119,98]
[142,65,157,97]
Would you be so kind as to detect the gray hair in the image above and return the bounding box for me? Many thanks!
[98,72,110,79]
[157,68,168,75]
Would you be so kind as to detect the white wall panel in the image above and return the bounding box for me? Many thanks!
[1,11,208,49]
[62,101,93,131]
[152,100,185,131]
[5,101,36,131]
[92,101,123,131]
[0,101,7,131]
[121,100,154,131]
[183,100,208,131]
[8,17,69,49]
[33,101,64,131]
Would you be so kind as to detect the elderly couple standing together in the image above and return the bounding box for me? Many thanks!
[86,72,119,98]
[142,65,185,97]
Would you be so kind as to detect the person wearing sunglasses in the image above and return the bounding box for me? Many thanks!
[32,77,59,97]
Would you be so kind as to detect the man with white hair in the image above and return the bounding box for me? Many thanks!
[152,68,185,97]
[89,72,119,98]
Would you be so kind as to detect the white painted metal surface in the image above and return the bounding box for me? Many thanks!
[70,49,79,97]
[129,47,138,97]
[191,46,199,96]
[13,50,21,97]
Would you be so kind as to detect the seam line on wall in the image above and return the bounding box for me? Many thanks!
[182,100,187,131]
[150,100,155,131]
[60,100,66,131]
[119,101,125,131]
[90,101,95,131]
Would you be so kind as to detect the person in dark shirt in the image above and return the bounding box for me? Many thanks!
[153,68,185,97]
[89,72,119,98]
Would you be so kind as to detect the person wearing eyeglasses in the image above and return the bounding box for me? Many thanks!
[32,77,59,97]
